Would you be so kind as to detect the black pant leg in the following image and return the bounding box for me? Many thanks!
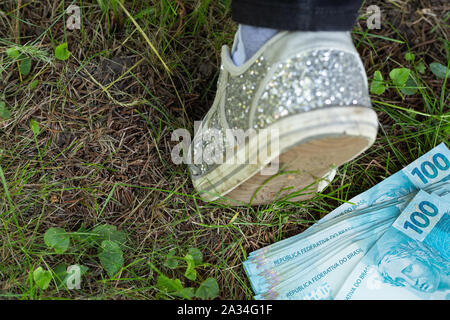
[231,0,364,31]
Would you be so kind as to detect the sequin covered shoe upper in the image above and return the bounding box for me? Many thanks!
[189,32,372,178]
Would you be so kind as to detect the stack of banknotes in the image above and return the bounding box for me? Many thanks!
[244,143,450,300]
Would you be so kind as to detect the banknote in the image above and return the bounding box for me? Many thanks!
[319,142,450,224]
[335,190,450,300]
[245,181,450,287]
[248,143,450,259]
[433,183,450,201]
[254,229,386,300]
[244,144,450,299]
[244,198,408,276]
[245,180,450,276]
[253,186,450,299]
[247,181,450,286]
[250,219,395,294]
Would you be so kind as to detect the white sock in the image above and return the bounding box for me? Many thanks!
[232,24,279,66]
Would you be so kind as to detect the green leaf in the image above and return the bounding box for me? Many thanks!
[98,240,124,277]
[165,256,178,269]
[53,263,69,285]
[92,224,127,247]
[429,62,448,79]
[6,47,20,58]
[416,62,426,74]
[156,275,183,292]
[389,68,411,87]
[195,278,219,299]
[370,70,386,95]
[156,275,194,299]
[400,76,418,95]
[44,227,70,254]
[30,118,40,136]
[55,43,71,61]
[54,264,88,288]
[173,287,195,299]
[33,267,52,290]
[72,224,92,244]
[184,254,197,281]
[19,57,32,76]
[164,249,178,269]
[404,52,415,62]
[77,264,89,275]
[0,101,11,120]
[187,248,203,266]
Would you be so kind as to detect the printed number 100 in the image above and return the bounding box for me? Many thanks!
[403,201,439,234]
[410,153,450,184]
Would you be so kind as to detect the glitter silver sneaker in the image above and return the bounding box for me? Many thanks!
[188,31,378,205]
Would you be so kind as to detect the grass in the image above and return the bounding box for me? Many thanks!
[0,0,449,299]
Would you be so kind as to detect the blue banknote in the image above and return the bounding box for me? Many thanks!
[252,186,449,300]
[244,199,408,276]
[244,144,450,299]
[248,143,450,258]
[336,190,450,300]
[320,143,450,224]
[245,181,450,278]
[254,230,386,300]
[250,222,394,296]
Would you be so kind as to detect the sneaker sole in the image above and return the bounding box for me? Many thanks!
[192,106,378,205]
